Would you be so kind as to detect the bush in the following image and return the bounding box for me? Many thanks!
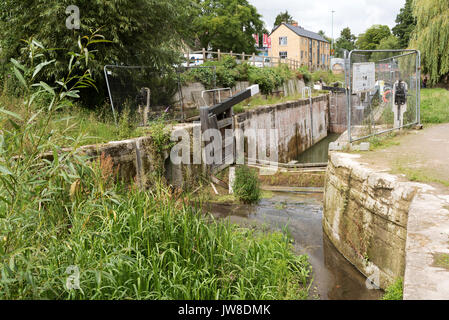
[297,66,312,84]
[233,165,261,204]
[183,56,297,95]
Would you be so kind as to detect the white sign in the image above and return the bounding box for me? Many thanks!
[353,62,376,93]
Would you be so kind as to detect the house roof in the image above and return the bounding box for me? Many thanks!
[271,23,329,43]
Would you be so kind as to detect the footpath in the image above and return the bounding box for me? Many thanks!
[358,124,449,299]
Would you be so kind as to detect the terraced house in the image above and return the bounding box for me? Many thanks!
[270,22,331,70]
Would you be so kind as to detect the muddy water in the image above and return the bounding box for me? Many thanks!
[297,133,341,164]
[206,192,383,300]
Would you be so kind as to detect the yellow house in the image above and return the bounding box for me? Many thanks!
[269,22,331,70]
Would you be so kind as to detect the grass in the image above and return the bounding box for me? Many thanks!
[0,94,148,146]
[381,278,403,300]
[209,190,274,205]
[366,131,402,151]
[392,164,449,187]
[420,88,449,124]
[233,166,262,204]
[233,91,327,114]
[0,178,312,299]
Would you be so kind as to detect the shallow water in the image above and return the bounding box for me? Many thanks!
[206,192,383,300]
[297,133,341,164]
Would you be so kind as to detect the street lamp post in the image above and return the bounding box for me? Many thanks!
[331,10,335,57]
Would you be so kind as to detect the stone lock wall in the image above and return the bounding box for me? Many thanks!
[235,95,329,163]
[76,123,204,190]
[323,152,418,289]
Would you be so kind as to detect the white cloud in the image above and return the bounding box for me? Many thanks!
[249,0,405,39]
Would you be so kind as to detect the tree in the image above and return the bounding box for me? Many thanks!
[274,11,294,28]
[318,30,332,43]
[0,0,193,106]
[372,35,401,61]
[411,0,449,85]
[356,25,391,51]
[192,0,264,54]
[392,0,416,48]
[334,27,357,57]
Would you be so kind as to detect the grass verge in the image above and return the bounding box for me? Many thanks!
[421,88,449,124]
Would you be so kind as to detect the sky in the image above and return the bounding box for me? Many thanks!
[248,0,406,39]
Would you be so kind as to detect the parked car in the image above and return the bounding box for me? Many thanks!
[181,54,204,67]
[236,56,271,68]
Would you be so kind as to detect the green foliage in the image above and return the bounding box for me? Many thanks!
[192,0,264,54]
[0,0,192,107]
[297,66,312,84]
[233,166,261,204]
[184,56,296,95]
[117,104,136,140]
[392,0,417,48]
[371,36,402,61]
[311,69,343,84]
[274,10,294,28]
[382,278,403,300]
[411,0,449,85]
[318,30,332,44]
[356,25,392,58]
[420,88,449,123]
[335,27,357,57]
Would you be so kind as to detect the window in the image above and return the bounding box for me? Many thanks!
[279,37,287,46]
[279,51,288,59]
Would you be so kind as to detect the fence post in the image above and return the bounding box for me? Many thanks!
[252,53,255,66]
[230,50,233,57]
[202,48,206,62]
[218,49,221,61]
[187,52,190,67]
[242,52,245,63]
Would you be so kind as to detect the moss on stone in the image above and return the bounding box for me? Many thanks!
[432,253,449,270]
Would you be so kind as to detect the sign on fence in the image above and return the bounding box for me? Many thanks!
[352,62,376,93]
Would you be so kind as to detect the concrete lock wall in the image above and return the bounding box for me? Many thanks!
[323,152,419,289]
[328,93,365,134]
[75,123,204,189]
[235,95,329,163]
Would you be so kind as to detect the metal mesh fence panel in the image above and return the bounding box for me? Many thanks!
[347,50,421,142]
[104,65,181,125]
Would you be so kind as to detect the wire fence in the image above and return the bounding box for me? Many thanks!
[104,65,182,125]
[347,49,421,142]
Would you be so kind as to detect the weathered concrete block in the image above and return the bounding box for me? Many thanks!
[323,152,419,289]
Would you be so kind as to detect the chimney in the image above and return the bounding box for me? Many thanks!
[291,21,298,27]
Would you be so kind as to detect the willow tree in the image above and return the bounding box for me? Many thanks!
[411,0,449,84]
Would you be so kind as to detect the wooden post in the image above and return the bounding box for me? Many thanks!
[202,48,206,63]
[242,52,245,63]
[230,50,233,57]
[252,53,255,66]
[218,49,221,61]
[187,52,190,68]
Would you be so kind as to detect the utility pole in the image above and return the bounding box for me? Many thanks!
[331,10,335,57]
